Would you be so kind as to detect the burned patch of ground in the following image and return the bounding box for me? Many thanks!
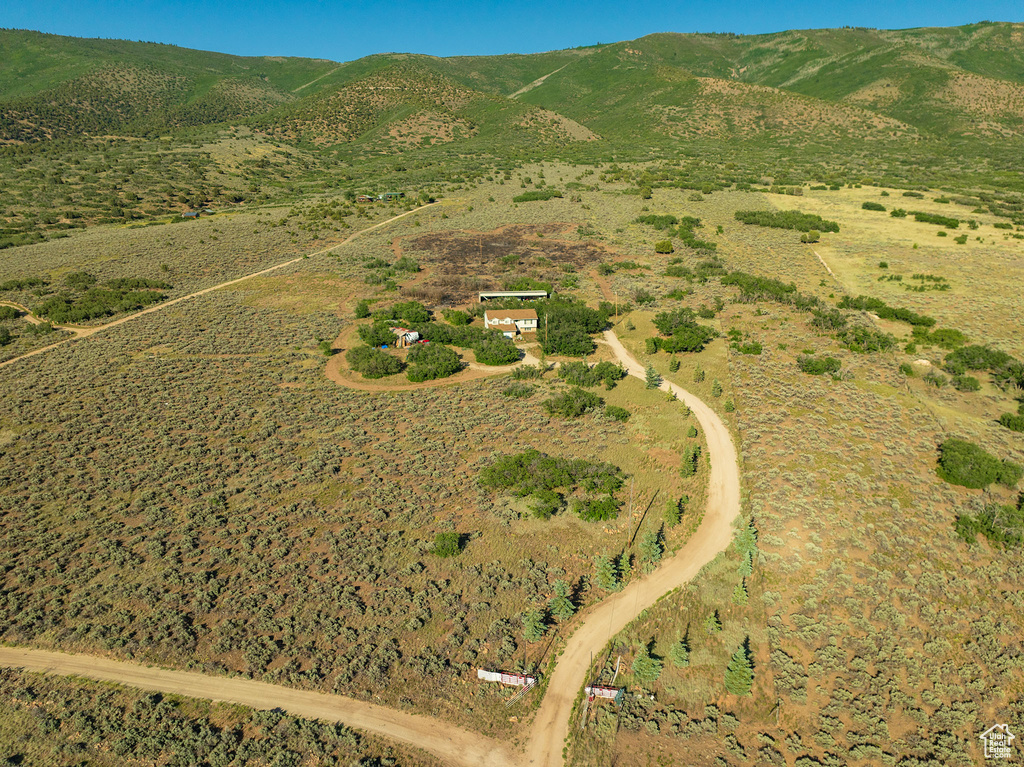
[396,224,614,304]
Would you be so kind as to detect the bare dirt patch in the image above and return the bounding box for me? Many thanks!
[396,223,615,304]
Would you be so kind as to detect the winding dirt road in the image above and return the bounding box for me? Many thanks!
[0,646,514,767]
[0,203,436,371]
[523,330,742,765]
[0,329,741,766]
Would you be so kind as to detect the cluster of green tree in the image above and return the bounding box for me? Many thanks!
[634,214,678,230]
[0,277,48,291]
[838,326,897,353]
[407,321,520,365]
[956,494,1024,548]
[372,300,431,325]
[543,386,604,418]
[937,438,1022,489]
[911,211,960,228]
[676,215,717,250]
[797,355,842,375]
[345,345,403,378]
[727,328,762,355]
[999,408,1024,433]
[529,297,614,356]
[911,326,967,349]
[35,285,169,323]
[734,209,840,233]
[557,360,625,389]
[405,342,462,382]
[679,443,702,477]
[648,307,717,353]
[512,188,563,202]
[944,345,1024,390]
[862,201,886,211]
[574,495,622,521]
[838,295,936,327]
[0,306,18,322]
[478,448,624,520]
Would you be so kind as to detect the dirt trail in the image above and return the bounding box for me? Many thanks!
[510,65,570,98]
[0,647,513,767]
[0,204,436,371]
[524,329,742,766]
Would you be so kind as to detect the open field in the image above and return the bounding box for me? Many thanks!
[0,95,1022,767]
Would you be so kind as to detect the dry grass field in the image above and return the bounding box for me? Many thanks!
[0,163,1021,764]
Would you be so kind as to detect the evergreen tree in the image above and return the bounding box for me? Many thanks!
[712,378,723,397]
[732,579,749,606]
[549,580,576,620]
[594,554,620,591]
[738,549,754,577]
[522,609,547,642]
[725,644,754,695]
[632,643,663,683]
[638,529,663,572]
[693,366,705,383]
[687,424,698,438]
[645,365,662,389]
[704,610,722,634]
[669,638,690,668]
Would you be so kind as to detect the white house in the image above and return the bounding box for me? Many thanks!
[483,308,538,338]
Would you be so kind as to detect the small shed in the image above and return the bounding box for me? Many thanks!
[477,669,537,688]
[478,290,548,302]
[389,327,420,347]
[585,685,624,704]
[181,211,199,219]
[356,195,375,204]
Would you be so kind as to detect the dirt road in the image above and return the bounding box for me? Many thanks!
[0,647,514,767]
[0,204,436,371]
[0,326,741,767]
[523,330,742,765]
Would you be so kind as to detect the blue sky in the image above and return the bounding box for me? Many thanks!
[2,0,1021,60]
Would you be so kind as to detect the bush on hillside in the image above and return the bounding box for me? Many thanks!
[346,346,403,378]
[543,387,604,418]
[797,355,841,375]
[405,343,462,382]
[937,438,1021,489]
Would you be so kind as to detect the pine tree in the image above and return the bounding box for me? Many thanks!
[549,580,576,620]
[687,424,698,438]
[664,496,684,527]
[693,366,705,383]
[632,644,663,683]
[645,365,661,389]
[638,529,663,572]
[521,609,547,642]
[738,549,754,577]
[712,378,723,397]
[732,579,749,606]
[669,356,680,372]
[704,610,722,634]
[594,554,620,591]
[724,645,754,695]
[669,638,690,668]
